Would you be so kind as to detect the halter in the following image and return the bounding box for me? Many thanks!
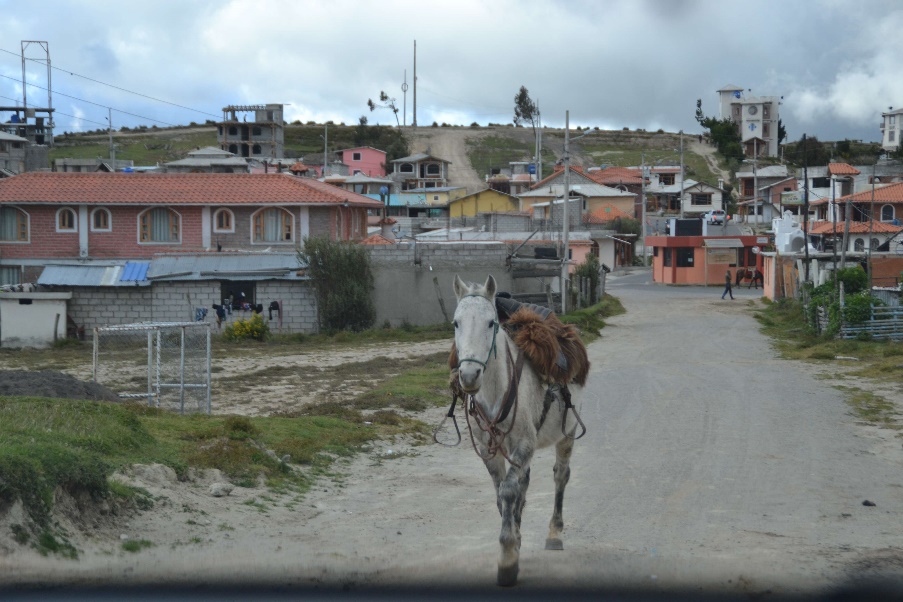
[454,294,499,370]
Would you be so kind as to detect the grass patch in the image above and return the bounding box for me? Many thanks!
[122,539,154,553]
[839,387,900,427]
[559,294,626,344]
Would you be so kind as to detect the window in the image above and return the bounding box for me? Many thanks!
[252,126,262,136]
[743,180,754,197]
[891,115,896,126]
[91,208,111,231]
[229,144,238,154]
[252,144,262,155]
[763,123,770,137]
[871,238,880,250]
[812,177,831,188]
[663,248,672,267]
[56,208,77,232]
[691,193,711,206]
[228,126,238,136]
[880,205,895,222]
[426,163,440,176]
[890,131,896,143]
[854,238,865,251]
[253,208,293,243]
[676,248,694,267]
[433,195,440,202]
[763,105,770,118]
[0,207,28,241]
[352,152,362,161]
[660,174,675,185]
[399,163,414,173]
[214,208,234,232]
[139,208,180,243]
[0,266,20,285]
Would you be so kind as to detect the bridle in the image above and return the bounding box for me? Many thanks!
[454,294,500,371]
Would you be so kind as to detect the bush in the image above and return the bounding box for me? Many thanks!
[470,122,480,127]
[431,122,439,127]
[298,237,376,332]
[223,313,270,341]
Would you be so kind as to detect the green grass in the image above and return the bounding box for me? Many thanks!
[559,294,626,344]
[122,539,154,553]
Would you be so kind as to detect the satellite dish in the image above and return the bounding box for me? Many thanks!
[751,246,760,254]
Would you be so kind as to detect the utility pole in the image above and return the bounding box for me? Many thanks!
[322,123,328,176]
[108,108,115,164]
[840,181,852,270]
[868,164,876,290]
[753,138,758,226]
[534,101,542,183]
[678,131,685,218]
[641,152,648,267]
[401,70,408,127]
[803,133,810,283]
[413,40,417,127]
[561,110,571,314]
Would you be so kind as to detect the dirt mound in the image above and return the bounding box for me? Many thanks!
[0,370,121,402]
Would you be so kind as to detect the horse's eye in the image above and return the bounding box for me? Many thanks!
[453,320,458,329]
[488,320,496,329]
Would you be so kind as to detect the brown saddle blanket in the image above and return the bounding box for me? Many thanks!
[449,306,590,387]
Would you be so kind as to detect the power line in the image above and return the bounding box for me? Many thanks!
[0,94,107,127]
[0,47,219,119]
[0,72,179,127]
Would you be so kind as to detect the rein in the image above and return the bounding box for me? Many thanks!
[464,344,525,467]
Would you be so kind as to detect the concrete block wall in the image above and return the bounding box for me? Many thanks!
[66,286,153,332]
[152,282,221,323]
[256,280,318,333]
[368,242,513,327]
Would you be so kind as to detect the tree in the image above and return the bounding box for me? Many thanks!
[297,237,376,332]
[513,85,540,137]
[695,99,743,163]
[777,119,787,145]
[367,91,400,127]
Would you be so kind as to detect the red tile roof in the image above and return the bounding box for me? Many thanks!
[585,166,644,186]
[827,163,861,176]
[0,172,383,207]
[838,181,903,204]
[360,233,396,245]
[807,220,902,234]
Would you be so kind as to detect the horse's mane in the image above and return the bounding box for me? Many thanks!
[448,306,590,389]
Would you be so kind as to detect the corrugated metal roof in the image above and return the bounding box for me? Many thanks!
[37,264,150,287]
[121,261,150,282]
[147,253,306,281]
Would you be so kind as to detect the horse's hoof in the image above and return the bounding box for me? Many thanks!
[497,563,519,587]
[545,538,564,550]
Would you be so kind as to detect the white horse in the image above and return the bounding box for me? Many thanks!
[451,274,585,587]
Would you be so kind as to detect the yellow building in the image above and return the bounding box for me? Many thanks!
[400,186,468,207]
[448,188,520,218]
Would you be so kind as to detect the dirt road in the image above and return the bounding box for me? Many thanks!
[5,272,903,595]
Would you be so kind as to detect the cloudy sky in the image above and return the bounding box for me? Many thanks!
[1,0,901,144]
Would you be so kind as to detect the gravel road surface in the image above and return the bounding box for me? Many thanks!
[5,271,902,597]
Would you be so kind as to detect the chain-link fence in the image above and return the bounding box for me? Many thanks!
[93,322,211,414]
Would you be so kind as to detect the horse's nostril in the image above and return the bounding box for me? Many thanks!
[476,368,482,378]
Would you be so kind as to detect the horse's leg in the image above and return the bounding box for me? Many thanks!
[496,447,533,587]
[483,455,506,514]
[546,434,574,550]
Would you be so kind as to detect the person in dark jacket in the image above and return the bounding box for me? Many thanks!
[722,269,734,300]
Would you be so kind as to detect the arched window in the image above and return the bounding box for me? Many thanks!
[0,206,28,241]
[880,204,895,222]
[399,163,414,173]
[213,208,234,233]
[139,208,180,243]
[252,208,293,243]
[56,207,77,232]
[91,208,111,231]
[854,238,865,251]
[426,163,440,176]
[871,237,880,250]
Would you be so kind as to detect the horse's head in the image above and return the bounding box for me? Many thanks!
[452,274,499,394]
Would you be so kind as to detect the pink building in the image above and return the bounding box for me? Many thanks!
[336,147,387,177]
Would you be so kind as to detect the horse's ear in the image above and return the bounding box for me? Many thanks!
[453,274,467,300]
[484,274,497,300]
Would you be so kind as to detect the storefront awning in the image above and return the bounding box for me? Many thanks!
[703,238,745,248]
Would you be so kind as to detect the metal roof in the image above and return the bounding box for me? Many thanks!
[520,183,635,198]
[121,261,150,282]
[147,253,306,281]
[704,238,745,248]
[37,264,150,287]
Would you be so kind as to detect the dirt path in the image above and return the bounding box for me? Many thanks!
[407,127,491,193]
[4,273,903,594]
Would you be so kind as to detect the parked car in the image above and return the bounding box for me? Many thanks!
[705,209,726,225]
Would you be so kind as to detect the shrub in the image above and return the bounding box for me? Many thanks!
[223,313,270,341]
[298,237,376,332]
[470,122,480,127]
[431,122,439,127]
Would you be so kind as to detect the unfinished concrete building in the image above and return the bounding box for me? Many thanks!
[217,104,284,159]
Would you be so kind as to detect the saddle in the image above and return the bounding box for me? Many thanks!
[449,295,590,388]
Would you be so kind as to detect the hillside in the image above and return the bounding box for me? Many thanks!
[49,124,731,192]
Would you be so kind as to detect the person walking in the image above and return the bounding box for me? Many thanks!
[722,269,734,300]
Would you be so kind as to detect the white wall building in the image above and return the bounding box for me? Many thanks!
[880,107,903,152]
[717,85,781,158]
